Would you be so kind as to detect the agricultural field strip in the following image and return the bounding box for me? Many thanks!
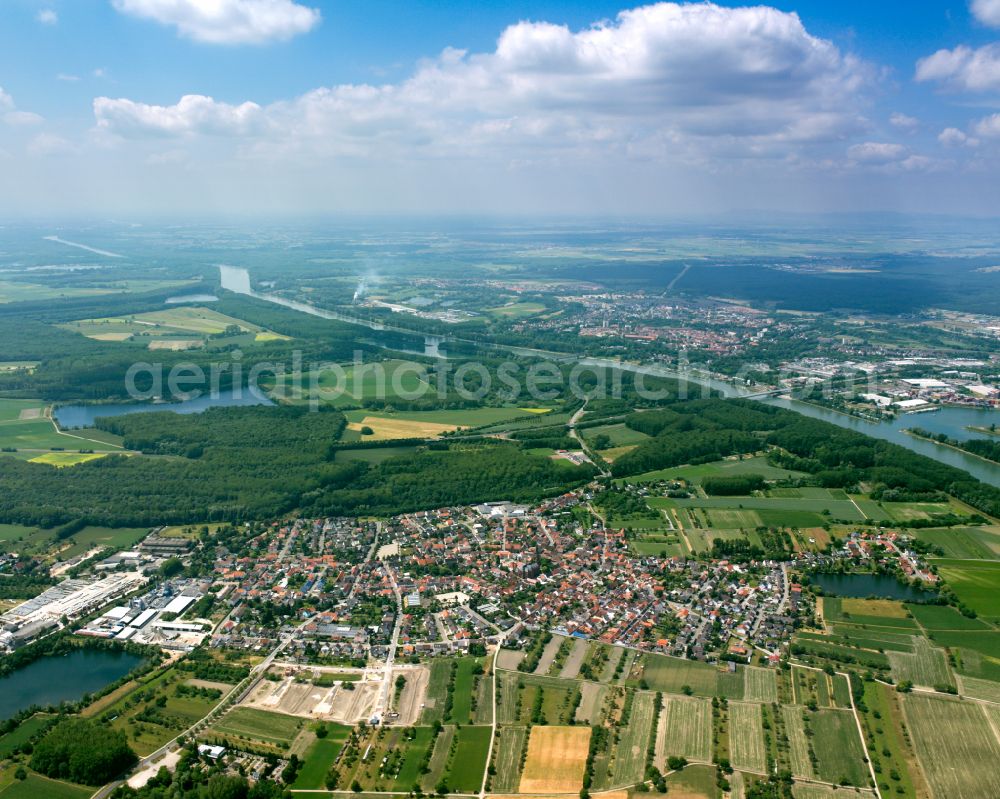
[655,695,712,764]
[781,705,814,779]
[903,693,1000,799]
[610,691,656,787]
[728,701,767,774]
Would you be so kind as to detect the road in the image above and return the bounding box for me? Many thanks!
[91,634,293,799]
[372,549,404,722]
[568,400,611,478]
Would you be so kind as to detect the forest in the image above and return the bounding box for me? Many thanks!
[0,404,593,527]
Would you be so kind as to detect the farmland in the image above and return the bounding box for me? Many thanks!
[491,726,528,793]
[443,726,491,793]
[209,707,304,750]
[809,709,869,787]
[655,695,712,765]
[291,725,352,790]
[903,693,1000,798]
[640,653,719,697]
[518,726,591,793]
[887,637,954,688]
[780,705,814,779]
[933,558,1000,619]
[728,702,767,773]
[743,666,778,703]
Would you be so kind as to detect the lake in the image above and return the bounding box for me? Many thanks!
[54,386,273,428]
[812,572,934,602]
[0,648,144,720]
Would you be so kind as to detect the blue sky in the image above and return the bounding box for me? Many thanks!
[3,0,1000,216]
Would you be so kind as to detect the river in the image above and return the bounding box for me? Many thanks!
[0,648,144,720]
[218,265,1000,486]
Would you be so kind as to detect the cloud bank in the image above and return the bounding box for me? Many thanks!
[111,0,321,44]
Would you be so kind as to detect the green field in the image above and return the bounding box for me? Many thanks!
[781,705,814,779]
[743,666,778,703]
[211,707,303,748]
[887,637,954,688]
[911,526,1000,560]
[656,695,712,764]
[0,715,54,758]
[622,455,805,486]
[0,773,91,798]
[672,496,865,522]
[491,726,527,793]
[292,726,352,790]
[728,701,767,773]
[933,558,1000,618]
[442,725,491,793]
[640,653,719,697]
[904,693,1000,799]
[421,659,454,724]
[448,656,482,725]
[810,709,869,786]
[583,423,651,447]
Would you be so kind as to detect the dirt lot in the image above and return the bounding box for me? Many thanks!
[392,666,429,726]
[559,638,589,679]
[575,681,606,724]
[496,648,525,671]
[533,635,565,675]
[519,726,592,793]
[245,676,379,724]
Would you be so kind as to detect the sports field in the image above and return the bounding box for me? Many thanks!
[904,693,1000,799]
[519,726,591,793]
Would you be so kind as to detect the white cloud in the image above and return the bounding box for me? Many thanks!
[972,0,1000,28]
[95,1,871,163]
[28,133,75,156]
[916,43,1000,91]
[939,126,979,147]
[890,112,919,130]
[974,112,1000,137]
[847,141,907,163]
[111,0,321,45]
[4,111,44,126]
[57,73,81,82]
[94,94,264,137]
[0,88,44,127]
[37,9,58,25]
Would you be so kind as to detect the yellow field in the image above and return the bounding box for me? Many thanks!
[90,331,134,341]
[517,407,553,414]
[28,451,108,467]
[519,726,591,793]
[347,416,459,440]
[148,339,203,350]
[841,598,908,618]
[255,331,291,342]
[600,445,637,462]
